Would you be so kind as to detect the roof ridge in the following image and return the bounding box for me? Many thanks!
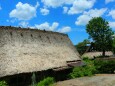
[0,26,67,36]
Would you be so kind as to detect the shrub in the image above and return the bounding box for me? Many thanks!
[0,81,8,86]
[69,57,96,78]
[37,77,55,86]
[94,60,115,73]
[69,67,84,78]
[69,57,115,79]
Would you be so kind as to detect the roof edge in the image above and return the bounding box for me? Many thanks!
[0,26,68,36]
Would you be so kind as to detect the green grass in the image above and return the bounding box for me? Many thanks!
[37,77,55,86]
[68,57,96,78]
[0,81,8,86]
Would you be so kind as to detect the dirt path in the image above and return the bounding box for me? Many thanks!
[55,74,115,86]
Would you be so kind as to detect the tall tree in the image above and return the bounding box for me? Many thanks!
[86,17,113,57]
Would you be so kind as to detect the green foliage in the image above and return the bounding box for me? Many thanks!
[94,60,115,73]
[69,56,115,79]
[0,81,8,86]
[86,17,113,57]
[75,39,90,55]
[69,57,96,78]
[69,67,84,78]
[37,77,55,86]
[112,37,115,54]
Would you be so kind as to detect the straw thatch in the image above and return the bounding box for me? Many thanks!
[82,51,113,59]
[0,26,81,78]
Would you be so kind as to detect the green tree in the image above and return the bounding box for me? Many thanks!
[75,39,90,55]
[86,17,113,57]
[112,35,115,54]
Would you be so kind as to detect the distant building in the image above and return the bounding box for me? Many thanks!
[82,51,113,59]
[82,42,113,59]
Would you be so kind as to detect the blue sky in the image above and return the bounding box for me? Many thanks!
[0,0,115,45]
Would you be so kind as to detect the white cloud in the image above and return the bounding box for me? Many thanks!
[57,26,71,33]
[63,0,75,5]
[75,8,107,25]
[35,22,59,31]
[76,15,91,25]
[40,8,49,15]
[68,0,96,15]
[51,22,59,31]
[19,21,29,27]
[9,2,39,20]
[35,22,50,30]
[63,7,68,14]
[41,0,74,8]
[109,22,115,29]
[41,0,96,15]
[108,10,115,19]
[32,22,71,33]
[35,2,39,8]
[105,0,115,4]
[6,19,17,23]
[41,0,63,8]
[84,8,107,17]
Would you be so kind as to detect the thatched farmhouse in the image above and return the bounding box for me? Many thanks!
[82,51,113,59]
[82,42,113,59]
[0,26,82,85]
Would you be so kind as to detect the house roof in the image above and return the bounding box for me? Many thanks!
[82,51,113,59]
[0,26,81,78]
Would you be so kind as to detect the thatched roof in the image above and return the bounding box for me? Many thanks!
[82,51,113,59]
[0,26,81,78]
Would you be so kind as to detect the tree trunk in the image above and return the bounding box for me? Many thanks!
[102,49,105,57]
